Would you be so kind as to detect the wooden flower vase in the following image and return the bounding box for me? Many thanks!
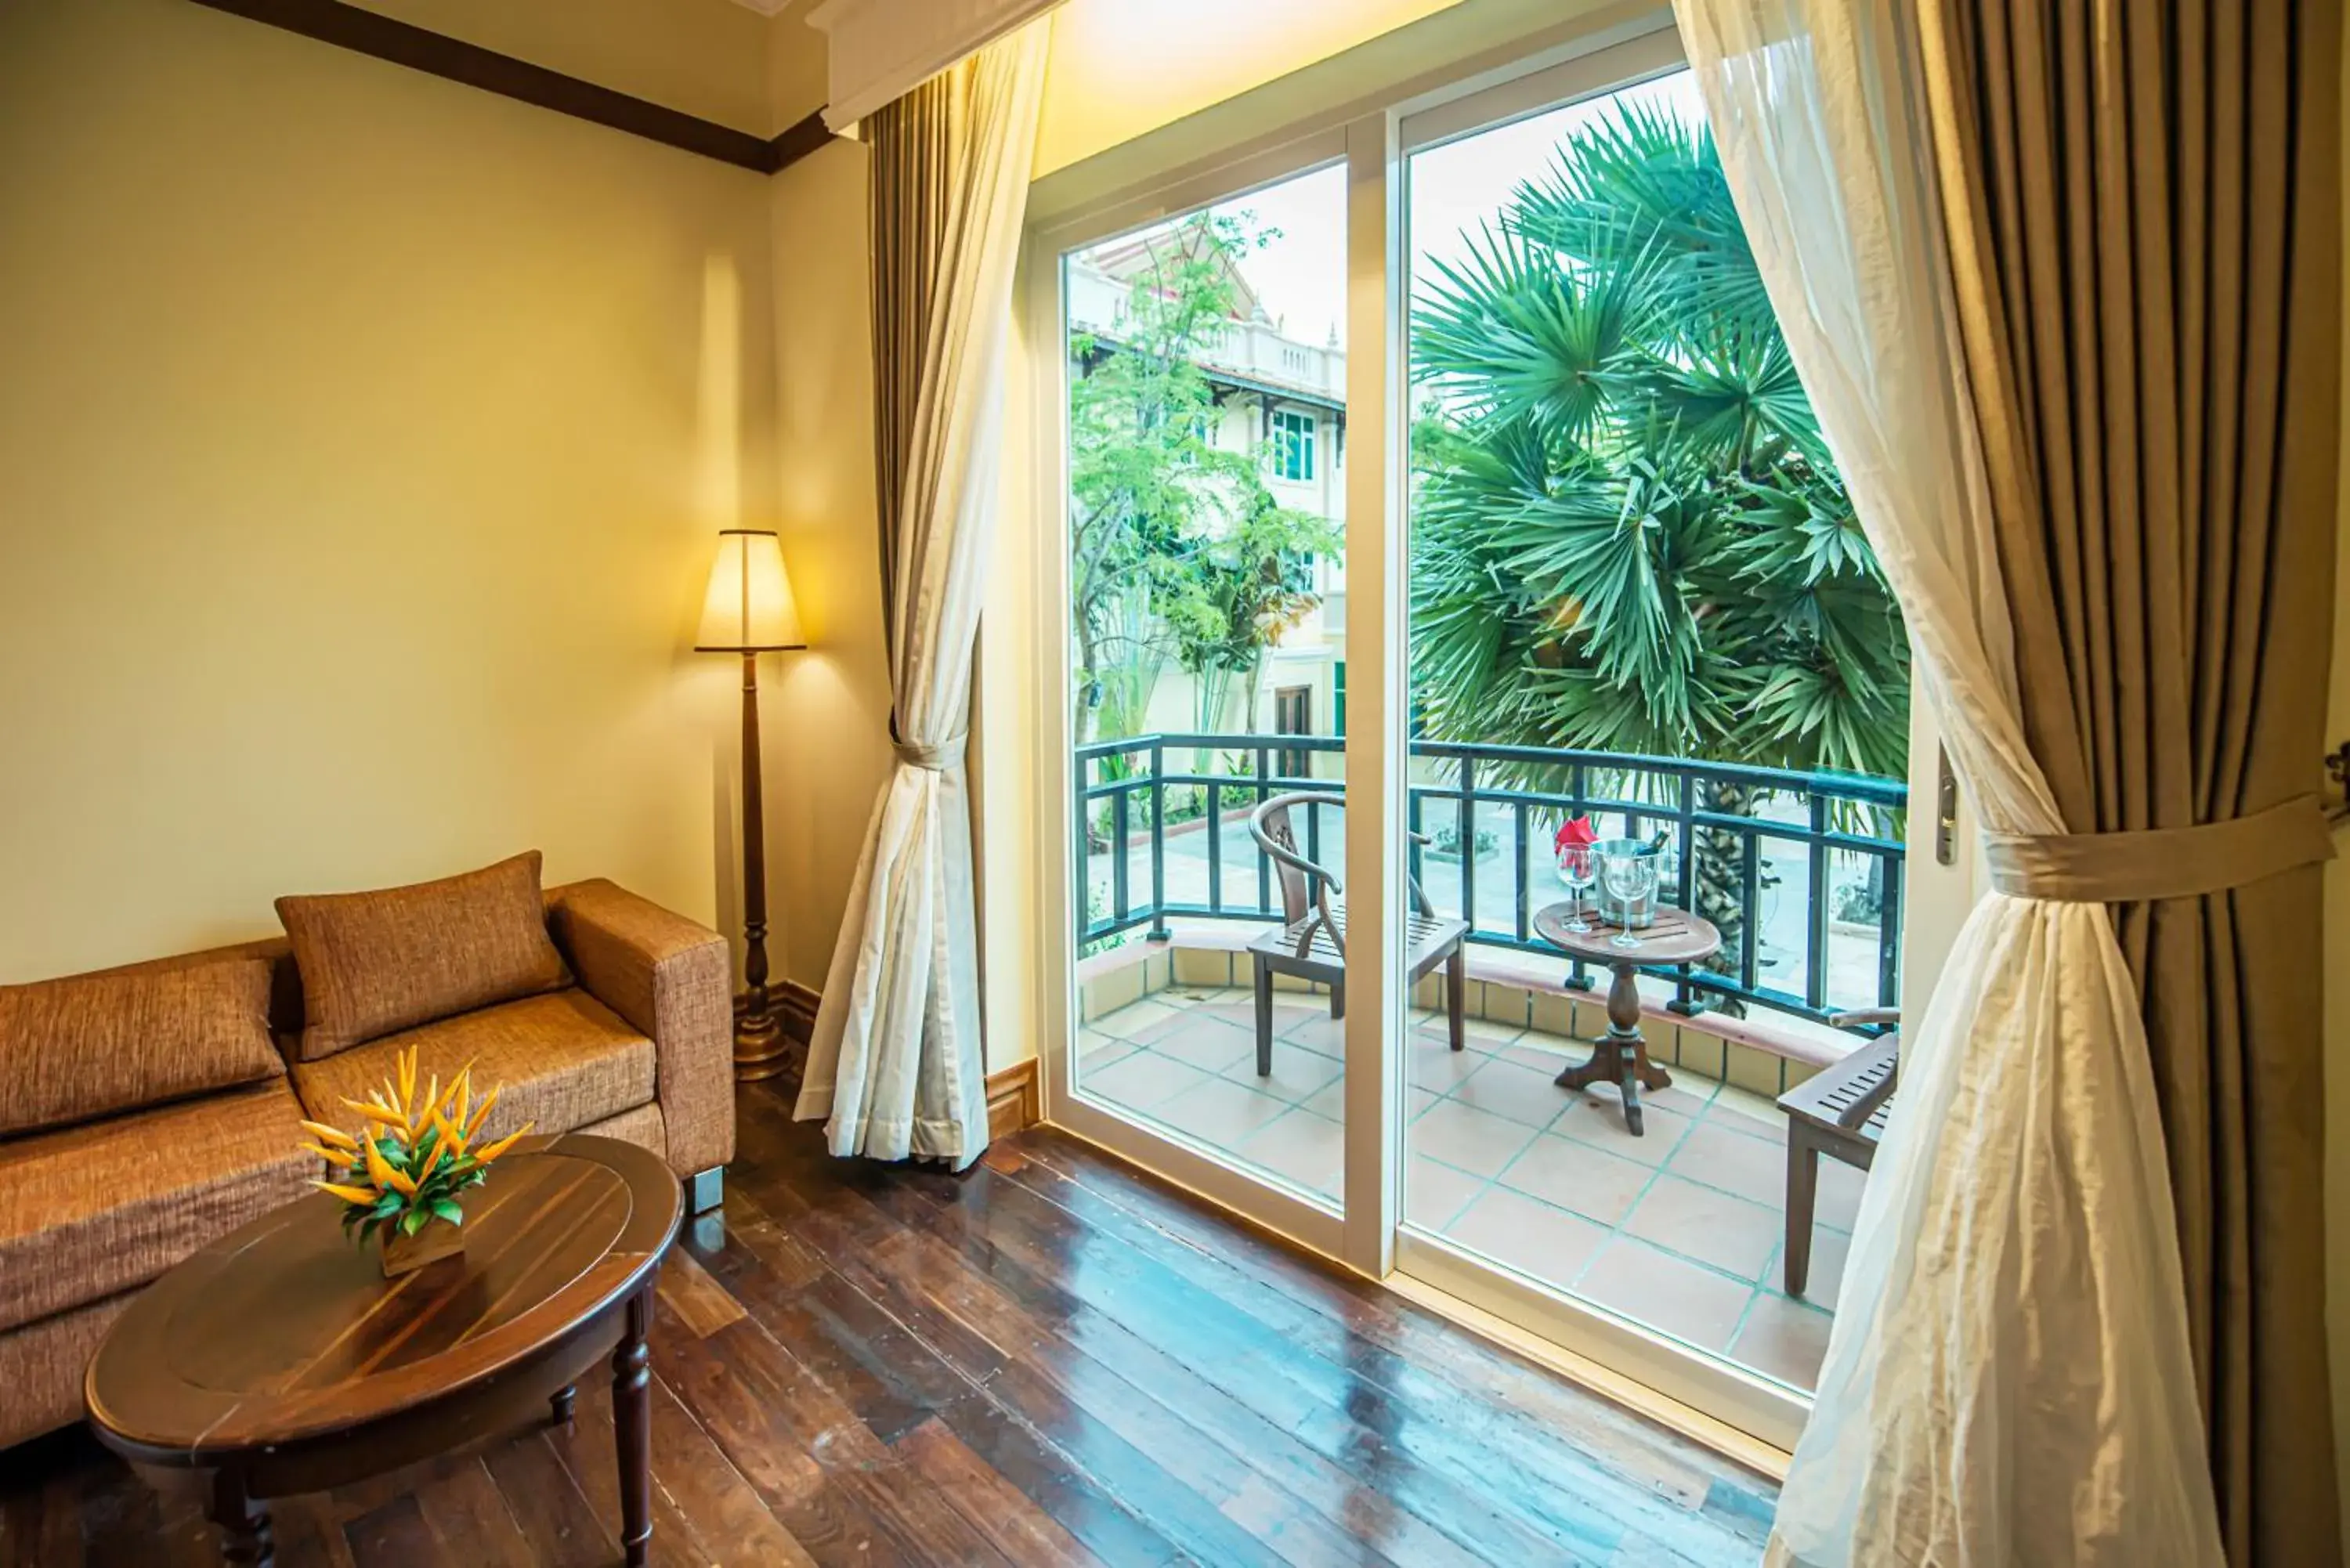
[379,1218,464,1277]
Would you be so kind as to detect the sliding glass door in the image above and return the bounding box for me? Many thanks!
[1029,17,1946,1454]
[1385,41,1927,1446]
[1038,146,1358,1254]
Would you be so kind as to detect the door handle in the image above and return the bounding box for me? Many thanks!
[1935,747,1958,867]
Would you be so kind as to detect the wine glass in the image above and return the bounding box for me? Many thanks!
[1602,854,1655,949]
[1560,845,1595,932]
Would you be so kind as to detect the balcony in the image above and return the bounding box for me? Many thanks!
[1072,732,1905,1394]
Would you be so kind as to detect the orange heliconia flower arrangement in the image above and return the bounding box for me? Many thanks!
[301,1044,533,1249]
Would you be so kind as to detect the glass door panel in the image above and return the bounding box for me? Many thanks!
[1061,162,1354,1216]
[1397,63,1909,1429]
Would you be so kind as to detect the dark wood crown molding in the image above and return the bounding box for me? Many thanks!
[186,0,841,176]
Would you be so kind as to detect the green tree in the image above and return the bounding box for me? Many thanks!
[1408,103,1910,979]
[1168,486,1332,743]
[1069,214,1336,756]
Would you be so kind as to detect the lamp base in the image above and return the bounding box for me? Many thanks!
[732,1007,795,1082]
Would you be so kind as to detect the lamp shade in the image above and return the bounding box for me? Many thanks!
[696,529,805,652]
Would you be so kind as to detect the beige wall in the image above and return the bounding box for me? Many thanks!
[0,0,779,978]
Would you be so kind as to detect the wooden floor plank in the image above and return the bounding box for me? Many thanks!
[739,1150,1522,1568]
[542,1382,708,1568]
[262,1493,359,1568]
[645,1302,916,1568]
[342,1494,439,1568]
[893,1417,1105,1568]
[0,1088,1775,1567]
[682,1212,1222,1568]
[413,1458,536,1568]
[896,1162,1605,1565]
[953,1152,1674,1562]
[478,1430,616,1568]
[709,1151,1196,1568]
[1005,1130,1778,1542]
[656,1247,752,1340]
[755,1127,1615,1560]
[638,1376,822,1568]
[728,1147,1294,1566]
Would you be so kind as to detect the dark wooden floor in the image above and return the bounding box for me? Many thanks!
[0,1082,1777,1566]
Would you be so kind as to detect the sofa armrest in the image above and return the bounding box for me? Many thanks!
[548,880,734,1176]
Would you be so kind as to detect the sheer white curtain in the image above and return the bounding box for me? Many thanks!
[1668,4,2224,1563]
[795,23,1050,1168]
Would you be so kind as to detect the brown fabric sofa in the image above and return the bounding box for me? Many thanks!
[0,876,733,1451]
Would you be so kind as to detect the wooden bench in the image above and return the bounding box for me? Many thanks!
[1778,1013,1898,1298]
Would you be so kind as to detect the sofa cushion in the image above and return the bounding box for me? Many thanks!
[0,1288,132,1451]
[576,1100,668,1165]
[276,851,569,1063]
[0,1079,314,1333]
[0,957,284,1138]
[291,989,656,1149]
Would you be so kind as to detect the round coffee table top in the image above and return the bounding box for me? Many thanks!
[85,1132,680,1465]
[1533,900,1723,966]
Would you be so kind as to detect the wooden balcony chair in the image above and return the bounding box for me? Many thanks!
[1777,1007,1899,1298]
[1245,792,1471,1076]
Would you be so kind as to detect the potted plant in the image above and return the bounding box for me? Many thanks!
[301,1046,533,1277]
[1426,818,1502,866]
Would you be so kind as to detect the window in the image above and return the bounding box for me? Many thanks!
[1274,685,1314,779]
[1270,407,1315,482]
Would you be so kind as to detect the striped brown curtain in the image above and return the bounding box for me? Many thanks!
[1922,1,2342,1559]
[794,24,1048,1165]
[866,74,954,658]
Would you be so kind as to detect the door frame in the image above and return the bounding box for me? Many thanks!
[1009,1,1979,1456]
[1025,126,1358,1263]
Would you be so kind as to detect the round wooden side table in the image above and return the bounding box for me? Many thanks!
[84,1133,682,1567]
[1532,901,1722,1136]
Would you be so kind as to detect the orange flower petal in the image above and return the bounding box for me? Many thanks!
[300,1120,358,1150]
[472,1123,534,1164]
[363,1133,418,1197]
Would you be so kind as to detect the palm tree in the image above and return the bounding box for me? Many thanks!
[1408,101,1909,988]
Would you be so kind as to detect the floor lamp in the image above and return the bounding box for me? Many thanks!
[696,529,805,1082]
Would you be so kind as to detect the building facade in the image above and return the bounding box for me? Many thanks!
[1066,238,1347,765]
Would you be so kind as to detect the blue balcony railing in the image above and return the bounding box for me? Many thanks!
[1076,732,1907,1027]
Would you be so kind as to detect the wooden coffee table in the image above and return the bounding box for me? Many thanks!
[83,1132,682,1567]
[1533,901,1722,1136]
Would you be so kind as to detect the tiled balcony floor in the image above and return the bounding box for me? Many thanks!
[1079,983,1860,1393]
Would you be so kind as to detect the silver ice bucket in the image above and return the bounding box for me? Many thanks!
[1593,837,1657,929]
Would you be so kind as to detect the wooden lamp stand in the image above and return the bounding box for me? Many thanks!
[696,528,806,1083]
[730,650,789,1079]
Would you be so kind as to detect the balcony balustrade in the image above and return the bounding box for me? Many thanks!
[1077,732,1907,1028]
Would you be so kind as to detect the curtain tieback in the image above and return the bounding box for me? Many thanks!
[895,732,968,771]
[1983,793,2334,902]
